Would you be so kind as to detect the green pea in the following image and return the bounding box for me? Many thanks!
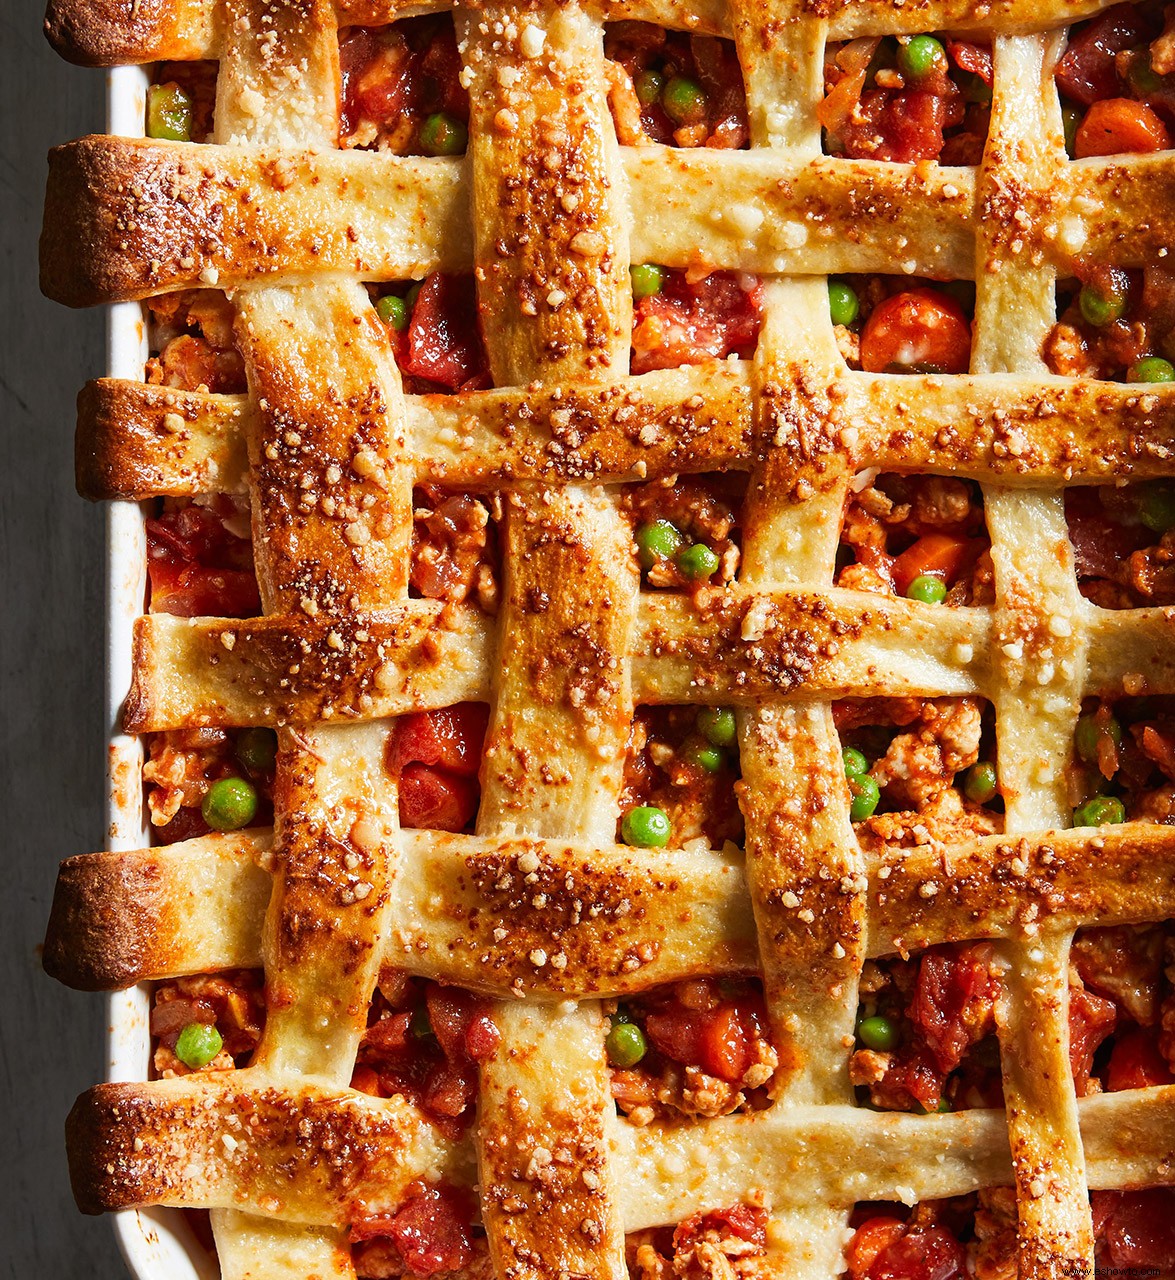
[1079,281,1126,328]
[606,1019,647,1068]
[1129,356,1175,384]
[849,774,881,822]
[1129,53,1163,96]
[676,543,720,580]
[1061,103,1082,158]
[857,1014,899,1052]
[147,82,194,141]
[175,1022,223,1069]
[235,727,277,774]
[684,741,725,773]
[933,1095,952,1113]
[828,280,860,327]
[631,263,666,299]
[634,69,664,107]
[405,281,423,311]
[622,805,672,848]
[897,35,946,83]
[1072,795,1126,827]
[410,1004,434,1040]
[1075,712,1122,765]
[418,112,468,156]
[201,777,258,831]
[697,707,737,748]
[1138,481,1175,534]
[377,294,410,331]
[906,574,948,604]
[662,76,708,126]
[635,519,684,570]
[963,760,998,804]
[843,747,869,778]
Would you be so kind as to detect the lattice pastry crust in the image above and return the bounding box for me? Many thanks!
[38,0,1175,1277]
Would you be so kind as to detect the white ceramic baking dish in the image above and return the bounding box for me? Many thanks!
[101,63,218,1280]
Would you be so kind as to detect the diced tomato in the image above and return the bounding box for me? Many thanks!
[645,994,761,1083]
[859,289,971,375]
[388,705,489,778]
[673,1205,767,1251]
[402,275,489,391]
[147,503,261,618]
[909,948,999,1076]
[631,271,762,374]
[339,27,411,138]
[845,1217,907,1278]
[864,1226,968,1280]
[1092,1189,1175,1267]
[351,1183,475,1277]
[1055,4,1154,107]
[1075,98,1171,158]
[838,89,961,164]
[398,764,479,832]
[387,704,488,831]
[891,533,974,596]
[1107,1026,1175,1091]
[426,985,501,1063]
[947,40,993,86]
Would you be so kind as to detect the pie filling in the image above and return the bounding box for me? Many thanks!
[1045,268,1175,383]
[1055,1,1175,160]
[831,276,974,377]
[385,705,490,834]
[853,923,1175,1114]
[835,698,1001,852]
[837,472,991,604]
[630,269,763,375]
[846,1186,1175,1278]
[1068,696,1175,825]
[605,979,776,1124]
[618,706,743,852]
[1067,483,1175,608]
[626,1204,769,1280]
[624,474,745,597]
[821,35,991,164]
[603,23,748,150]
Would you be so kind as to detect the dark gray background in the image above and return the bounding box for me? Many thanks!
[2,3,127,1274]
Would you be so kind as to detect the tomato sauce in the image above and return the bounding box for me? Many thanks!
[821,36,991,163]
[339,17,468,153]
[604,23,748,149]
[385,704,489,833]
[147,496,260,620]
[350,974,500,1139]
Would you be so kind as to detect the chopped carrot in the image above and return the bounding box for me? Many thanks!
[891,533,973,595]
[1074,98,1170,158]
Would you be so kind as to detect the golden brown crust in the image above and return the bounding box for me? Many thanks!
[43,0,214,66]
[40,0,1175,1271]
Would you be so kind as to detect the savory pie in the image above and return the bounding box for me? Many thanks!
[38,0,1175,1275]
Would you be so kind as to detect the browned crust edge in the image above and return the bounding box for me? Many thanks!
[43,852,165,991]
[43,0,195,66]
